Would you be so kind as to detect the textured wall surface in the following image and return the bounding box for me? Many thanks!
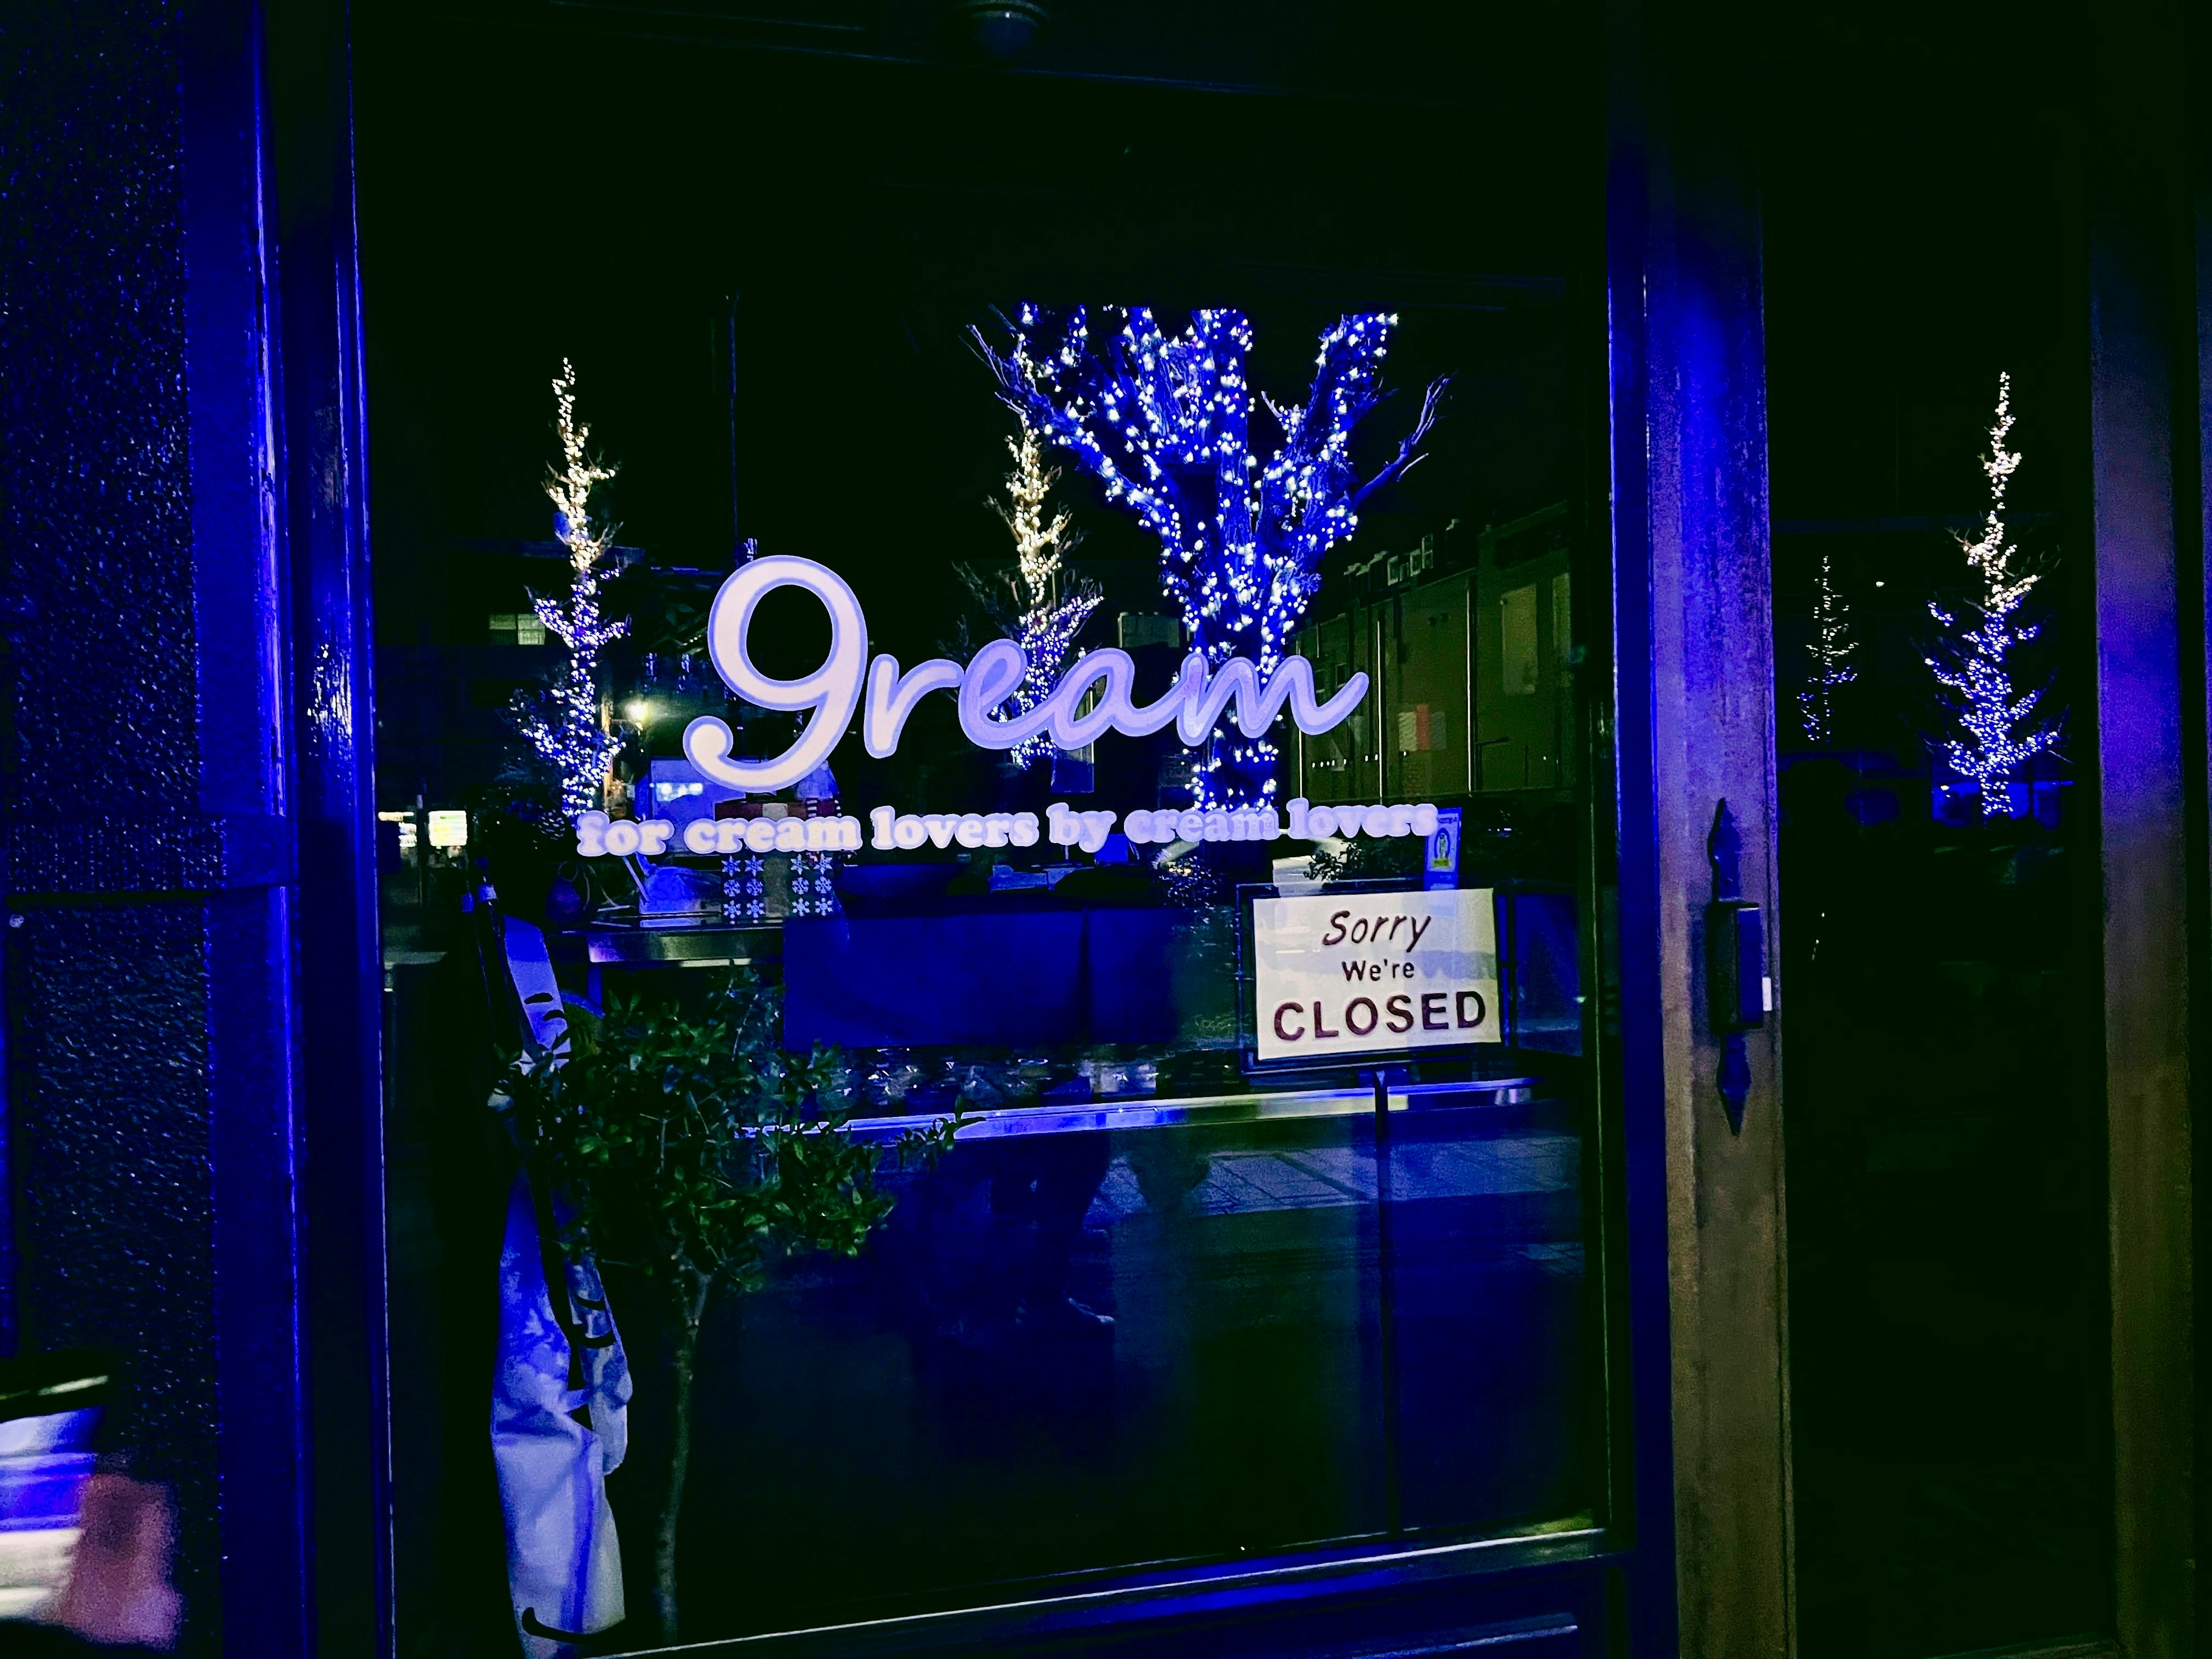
[0,0,227,1642]
[10,910,217,1607]
[1,1,199,798]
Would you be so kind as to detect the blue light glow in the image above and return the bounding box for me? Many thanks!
[976,308,1445,807]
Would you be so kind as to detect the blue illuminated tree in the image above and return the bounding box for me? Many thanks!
[1923,373,2061,816]
[975,306,1445,807]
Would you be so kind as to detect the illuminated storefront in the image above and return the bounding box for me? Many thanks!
[0,3,2200,1658]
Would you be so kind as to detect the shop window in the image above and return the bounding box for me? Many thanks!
[360,8,1608,1652]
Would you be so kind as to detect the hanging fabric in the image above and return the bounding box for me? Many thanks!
[483,907,630,1656]
[491,1169,631,1656]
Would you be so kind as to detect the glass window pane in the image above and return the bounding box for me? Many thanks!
[1385,574,1471,801]
[672,1082,1594,1631]
[1766,6,2112,1649]
[1297,611,1377,804]
[362,10,1608,1650]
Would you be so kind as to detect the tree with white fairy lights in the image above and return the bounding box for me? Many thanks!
[1924,373,2061,815]
[518,361,629,819]
[1797,550,1857,746]
[975,306,1445,808]
[960,420,1102,771]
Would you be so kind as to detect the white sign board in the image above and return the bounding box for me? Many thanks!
[1252,888,1502,1063]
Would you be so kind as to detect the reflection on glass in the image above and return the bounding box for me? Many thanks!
[363,22,1609,1643]
[657,1081,1594,1637]
[1387,575,1471,801]
[1766,50,2111,1640]
[1295,613,1378,804]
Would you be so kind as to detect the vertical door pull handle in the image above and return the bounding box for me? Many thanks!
[1707,801,1764,1131]
[1709,900,1767,1033]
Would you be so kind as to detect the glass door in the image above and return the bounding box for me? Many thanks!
[352,5,1683,1656]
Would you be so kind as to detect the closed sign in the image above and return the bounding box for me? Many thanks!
[1253,889,1502,1062]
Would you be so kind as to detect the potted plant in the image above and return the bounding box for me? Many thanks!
[503,972,955,1638]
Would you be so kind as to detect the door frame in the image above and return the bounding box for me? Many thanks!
[2086,3,2200,1656]
[258,2,1706,1654]
[1604,3,1793,1654]
[1604,3,2207,1657]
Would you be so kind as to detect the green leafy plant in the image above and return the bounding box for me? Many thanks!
[1306,831,1421,885]
[502,972,955,1638]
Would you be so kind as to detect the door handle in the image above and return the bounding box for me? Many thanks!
[1709,899,1767,1033]
[1707,800,1764,1131]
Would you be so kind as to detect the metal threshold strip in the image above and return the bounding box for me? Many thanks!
[616,1526,1607,1655]
[842,1077,1546,1143]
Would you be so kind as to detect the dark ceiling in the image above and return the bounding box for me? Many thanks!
[357,0,1601,681]
[355,0,2093,763]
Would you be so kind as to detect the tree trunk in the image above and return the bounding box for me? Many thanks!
[653,1286,707,1639]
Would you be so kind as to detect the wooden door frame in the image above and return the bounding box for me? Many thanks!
[1605,3,2204,1655]
[1605,2,1793,1655]
[2088,4,2200,1657]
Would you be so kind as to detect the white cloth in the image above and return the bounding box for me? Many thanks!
[492,1171,631,1655]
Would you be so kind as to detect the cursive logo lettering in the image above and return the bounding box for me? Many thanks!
[681,555,1370,793]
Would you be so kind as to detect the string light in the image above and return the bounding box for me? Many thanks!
[1923,373,2061,815]
[987,421,1101,769]
[976,307,1444,806]
[1797,550,1857,746]
[517,360,629,819]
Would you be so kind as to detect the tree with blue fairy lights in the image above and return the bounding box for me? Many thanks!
[1924,373,2061,816]
[975,306,1445,808]
[518,361,628,819]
